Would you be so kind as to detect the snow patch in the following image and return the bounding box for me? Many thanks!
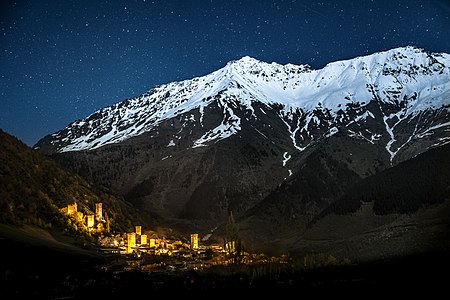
[416,121,450,138]
[193,104,241,148]
[166,139,175,147]
[348,130,381,144]
[355,110,375,122]
[282,152,291,166]
[326,127,339,138]
[202,226,218,241]
[280,113,309,151]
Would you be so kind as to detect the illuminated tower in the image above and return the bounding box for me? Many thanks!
[135,225,142,235]
[226,241,236,254]
[67,203,77,216]
[76,211,84,222]
[87,215,95,228]
[95,203,102,221]
[190,234,199,250]
[127,232,136,253]
[149,239,156,248]
[140,235,147,245]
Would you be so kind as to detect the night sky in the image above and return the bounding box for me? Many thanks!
[1,0,449,146]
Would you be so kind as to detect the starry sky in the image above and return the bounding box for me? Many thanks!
[1,0,449,146]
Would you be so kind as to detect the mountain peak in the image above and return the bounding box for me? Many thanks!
[232,55,261,64]
[225,56,265,71]
[240,55,259,61]
[35,47,450,153]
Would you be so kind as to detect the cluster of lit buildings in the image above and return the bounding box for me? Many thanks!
[60,201,263,268]
[61,202,106,232]
[114,227,206,256]
[60,201,291,274]
[60,202,215,256]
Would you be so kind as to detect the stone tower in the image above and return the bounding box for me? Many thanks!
[127,232,136,253]
[87,215,95,228]
[95,203,102,221]
[67,203,77,216]
[135,225,142,235]
[190,233,199,250]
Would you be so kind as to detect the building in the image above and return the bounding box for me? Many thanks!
[76,211,84,223]
[127,232,136,253]
[97,222,104,231]
[135,225,141,235]
[190,234,199,250]
[67,202,77,216]
[225,241,236,254]
[149,238,156,248]
[140,234,147,245]
[87,215,95,228]
[95,203,103,221]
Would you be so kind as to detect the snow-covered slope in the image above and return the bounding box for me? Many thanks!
[35,46,450,159]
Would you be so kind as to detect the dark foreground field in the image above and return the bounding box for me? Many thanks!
[1,233,449,298]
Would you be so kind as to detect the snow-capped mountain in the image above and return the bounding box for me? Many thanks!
[35,46,450,231]
[36,46,450,163]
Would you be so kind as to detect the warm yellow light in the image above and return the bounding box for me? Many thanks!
[87,215,95,228]
[67,203,77,216]
[127,232,136,251]
[95,203,102,221]
[141,234,147,245]
[226,241,236,254]
[190,234,199,250]
[76,211,83,222]
[135,225,142,235]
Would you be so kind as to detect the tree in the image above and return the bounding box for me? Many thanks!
[224,211,242,263]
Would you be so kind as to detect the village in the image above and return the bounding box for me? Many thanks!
[60,201,288,273]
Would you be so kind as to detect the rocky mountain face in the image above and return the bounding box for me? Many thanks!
[35,46,450,240]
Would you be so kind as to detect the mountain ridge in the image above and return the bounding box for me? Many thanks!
[35,46,450,160]
[33,46,450,240]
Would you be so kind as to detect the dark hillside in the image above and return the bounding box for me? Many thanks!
[0,129,148,234]
[327,143,450,216]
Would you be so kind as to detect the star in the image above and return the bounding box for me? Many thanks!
[0,0,449,146]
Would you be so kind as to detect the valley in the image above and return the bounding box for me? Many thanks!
[1,46,449,296]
